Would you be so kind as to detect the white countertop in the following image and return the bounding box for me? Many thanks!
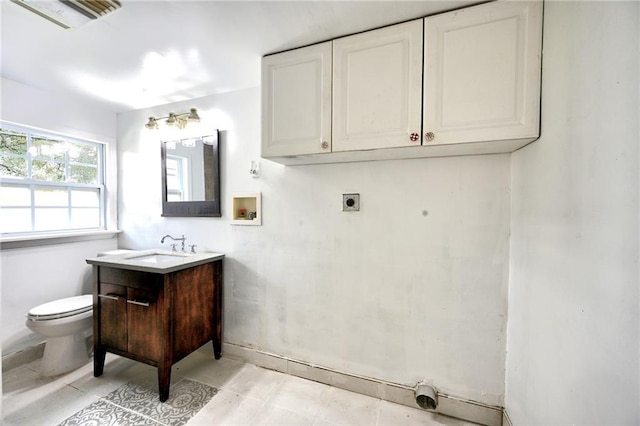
[86,249,224,274]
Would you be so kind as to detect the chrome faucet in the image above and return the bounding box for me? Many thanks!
[161,234,186,252]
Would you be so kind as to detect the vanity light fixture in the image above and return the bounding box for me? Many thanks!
[145,108,200,130]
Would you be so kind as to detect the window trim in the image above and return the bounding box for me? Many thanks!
[0,229,121,249]
[0,121,117,242]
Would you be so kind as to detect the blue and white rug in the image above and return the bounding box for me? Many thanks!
[58,378,218,426]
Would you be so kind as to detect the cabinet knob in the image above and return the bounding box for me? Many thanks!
[424,132,435,142]
[409,133,419,142]
[321,141,329,150]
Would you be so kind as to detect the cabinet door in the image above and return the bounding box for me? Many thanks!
[423,1,543,146]
[333,20,423,152]
[262,42,332,157]
[98,283,127,352]
[127,287,162,361]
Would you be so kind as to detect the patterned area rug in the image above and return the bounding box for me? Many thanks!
[58,378,218,426]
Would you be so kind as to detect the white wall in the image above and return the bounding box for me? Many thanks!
[505,2,640,424]
[0,78,119,354]
[118,88,512,406]
[0,78,117,144]
[1,239,119,352]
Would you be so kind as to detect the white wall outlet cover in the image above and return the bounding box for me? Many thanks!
[249,160,260,177]
[342,193,360,211]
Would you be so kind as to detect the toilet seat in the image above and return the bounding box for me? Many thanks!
[27,295,93,321]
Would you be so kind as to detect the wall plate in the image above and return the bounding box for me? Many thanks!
[342,193,360,211]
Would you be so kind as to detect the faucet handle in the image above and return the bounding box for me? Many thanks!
[189,244,197,254]
[170,243,178,252]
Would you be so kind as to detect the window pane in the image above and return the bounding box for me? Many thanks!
[34,207,68,231]
[71,189,99,207]
[69,142,98,166]
[166,157,182,191]
[0,129,27,155]
[0,155,27,178]
[32,137,66,161]
[35,187,68,206]
[167,175,180,190]
[0,123,105,235]
[167,193,182,202]
[0,185,31,206]
[32,160,65,182]
[71,208,100,228]
[0,208,31,233]
[69,164,98,184]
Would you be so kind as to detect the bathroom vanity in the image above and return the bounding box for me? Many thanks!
[86,250,224,402]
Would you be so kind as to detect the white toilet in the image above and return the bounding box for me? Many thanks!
[25,294,93,376]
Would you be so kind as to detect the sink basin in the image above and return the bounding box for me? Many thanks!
[134,254,187,263]
[124,250,191,264]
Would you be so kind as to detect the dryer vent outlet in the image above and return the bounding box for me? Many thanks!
[415,383,438,410]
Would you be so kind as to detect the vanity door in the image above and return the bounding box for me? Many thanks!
[97,283,127,352]
[126,286,163,361]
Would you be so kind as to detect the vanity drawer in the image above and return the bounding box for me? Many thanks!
[99,267,162,289]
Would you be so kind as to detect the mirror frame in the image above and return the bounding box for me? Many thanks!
[160,130,221,217]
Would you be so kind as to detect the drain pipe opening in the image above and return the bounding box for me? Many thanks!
[415,382,438,410]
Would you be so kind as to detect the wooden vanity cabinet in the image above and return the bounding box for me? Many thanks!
[92,260,223,402]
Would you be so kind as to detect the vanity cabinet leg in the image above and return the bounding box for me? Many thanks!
[94,347,106,377]
[212,261,223,360]
[158,364,172,402]
[212,338,221,359]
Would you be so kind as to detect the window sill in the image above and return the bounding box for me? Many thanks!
[0,229,121,250]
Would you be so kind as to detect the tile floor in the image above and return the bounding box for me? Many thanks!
[3,346,477,426]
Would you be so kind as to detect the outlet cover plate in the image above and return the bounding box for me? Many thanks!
[342,193,360,211]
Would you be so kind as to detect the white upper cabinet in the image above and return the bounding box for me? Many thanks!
[332,20,423,152]
[423,1,543,147]
[261,1,543,165]
[262,42,332,157]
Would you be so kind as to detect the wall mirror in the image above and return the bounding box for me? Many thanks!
[161,131,221,217]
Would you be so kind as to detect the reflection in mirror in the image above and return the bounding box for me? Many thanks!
[161,131,220,217]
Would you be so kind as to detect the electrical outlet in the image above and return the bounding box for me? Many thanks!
[342,193,360,211]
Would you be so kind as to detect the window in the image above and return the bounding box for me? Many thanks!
[0,123,106,235]
[165,155,188,202]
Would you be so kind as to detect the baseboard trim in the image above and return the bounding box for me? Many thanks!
[2,336,93,373]
[503,409,513,426]
[2,342,45,372]
[223,342,503,426]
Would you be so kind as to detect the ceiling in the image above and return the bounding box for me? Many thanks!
[1,0,477,114]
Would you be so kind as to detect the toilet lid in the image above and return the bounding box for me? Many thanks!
[27,295,93,320]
